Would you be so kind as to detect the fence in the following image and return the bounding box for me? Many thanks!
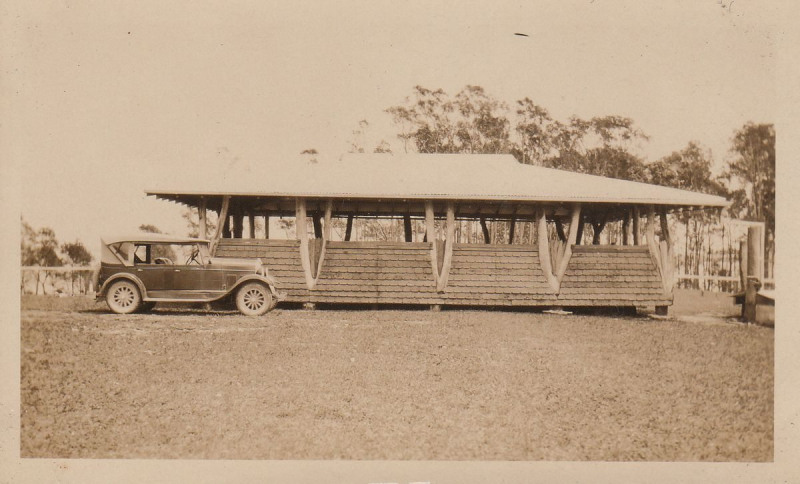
[21,216,774,297]
[675,274,775,293]
[20,266,99,296]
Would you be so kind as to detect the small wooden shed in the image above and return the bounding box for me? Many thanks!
[147,154,728,312]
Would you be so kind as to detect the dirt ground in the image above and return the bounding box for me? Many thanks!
[19,291,773,461]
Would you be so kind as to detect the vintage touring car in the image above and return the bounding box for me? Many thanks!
[96,234,282,315]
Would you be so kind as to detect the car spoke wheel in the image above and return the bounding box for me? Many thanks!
[106,280,142,314]
[235,282,273,316]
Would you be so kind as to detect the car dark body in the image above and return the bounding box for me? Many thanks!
[96,234,281,315]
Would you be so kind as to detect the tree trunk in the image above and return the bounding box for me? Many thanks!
[404,215,413,242]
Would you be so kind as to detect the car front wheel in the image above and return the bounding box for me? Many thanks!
[235,282,273,316]
[106,280,142,314]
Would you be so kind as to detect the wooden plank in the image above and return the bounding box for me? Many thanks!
[324,253,431,260]
[327,241,432,250]
[453,244,537,252]
[216,240,300,248]
[571,245,650,253]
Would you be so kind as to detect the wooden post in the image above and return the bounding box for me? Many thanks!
[210,195,230,255]
[554,219,567,242]
[198,197,207,239]
[312,213,322,239]
[537,208,560,293]
[647,205,674,316]
[264,213,270,239]
[645,205,656,247]
[312,200,333,284]
[748,225,764,282]
[404,215,413,243]
[344,215,354,241]
[739,240,748,292]
[296,198,314,289]
[659,208,674,293]
[574,213,584,246]
[645,205,666,313]
[479,217,490,244]
[248,214,255,239]
[436,202,456,292]
[622,209,630,245]
[743,225,764,323]
[632,206,640,245]
[508,217,516,244]
[425,201,439,287]
[555,203,581,281]
[222,213,232,239]
[591,212,606,245]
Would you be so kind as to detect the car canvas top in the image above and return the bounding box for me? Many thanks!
[101,233,210,246]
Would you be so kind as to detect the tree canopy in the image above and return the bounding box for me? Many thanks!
[385,85,650,183]
[21,219,95,267]
[21,219,63,267]
[723,123,775,237]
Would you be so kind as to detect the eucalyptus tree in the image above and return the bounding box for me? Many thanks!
[722,123,775,277]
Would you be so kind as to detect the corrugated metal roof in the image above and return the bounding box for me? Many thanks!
[146,153,729,207]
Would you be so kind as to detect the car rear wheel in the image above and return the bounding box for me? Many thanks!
[106,280,142,314]
[235,282,273,316]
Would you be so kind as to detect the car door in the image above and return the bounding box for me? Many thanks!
[132,244,167,295]
[167,243,220,298]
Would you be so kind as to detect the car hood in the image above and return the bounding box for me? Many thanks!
[208,257,260,271]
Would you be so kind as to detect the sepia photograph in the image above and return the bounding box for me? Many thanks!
[2,1,795,482]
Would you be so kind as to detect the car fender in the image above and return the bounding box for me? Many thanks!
[228,274,279,297]
[98,273,148,299]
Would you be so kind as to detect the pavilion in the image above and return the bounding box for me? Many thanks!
[146,153,728,312]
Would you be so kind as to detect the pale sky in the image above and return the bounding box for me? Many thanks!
[5,1,778,255]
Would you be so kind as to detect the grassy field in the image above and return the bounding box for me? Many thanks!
[20,292,773,461]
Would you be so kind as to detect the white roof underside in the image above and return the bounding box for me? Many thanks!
[146,153,728,207]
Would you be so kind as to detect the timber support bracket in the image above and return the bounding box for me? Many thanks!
[537,203,581,294]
